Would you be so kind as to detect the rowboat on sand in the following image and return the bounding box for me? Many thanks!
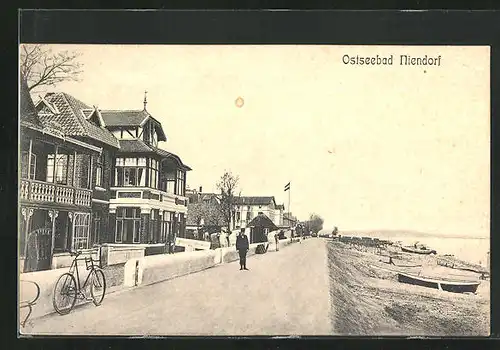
[397,272,480,294]
[401,246,437,255]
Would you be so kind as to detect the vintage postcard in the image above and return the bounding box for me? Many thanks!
[18,44,490,336]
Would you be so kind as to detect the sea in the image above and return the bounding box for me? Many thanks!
[338,230,490,267]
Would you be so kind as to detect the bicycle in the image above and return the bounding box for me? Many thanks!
[19,280,40,328]
[52,247,106,315]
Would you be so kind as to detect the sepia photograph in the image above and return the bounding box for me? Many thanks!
[18,43,490,337]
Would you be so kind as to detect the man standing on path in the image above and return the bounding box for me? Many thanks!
[274,233,279,251]
[236,228,249,270]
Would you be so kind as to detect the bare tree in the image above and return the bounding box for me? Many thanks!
[307,213,324,234]
[216,171,240,242]
[20,44,83,93]
[188,201,225,228]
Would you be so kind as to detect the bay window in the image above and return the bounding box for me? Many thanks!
[115,158,146,187]
[115,207,141,243]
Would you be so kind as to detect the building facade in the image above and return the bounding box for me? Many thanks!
[233,196,284,229]
[19,81,116,272]
[99,105,191,249]
[20,85,191,271]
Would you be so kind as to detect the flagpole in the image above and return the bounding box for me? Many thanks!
[288,183,291,241]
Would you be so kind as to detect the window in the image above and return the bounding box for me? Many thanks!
[165,171,175,194]
[73,212,91,250]
[47,154,69,185]
[21,152,36,179]
[176,170,185,196]
[180,213,186,238]
[149,158,159,189]
[149,209,160,243]
[92,211,101,246]
[115,207,141,243]
[236,211,241,222]
[115,157,146,187]
[161,211,173,243]
[95,154,103,187]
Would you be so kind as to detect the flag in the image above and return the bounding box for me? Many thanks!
[284,182,290,191]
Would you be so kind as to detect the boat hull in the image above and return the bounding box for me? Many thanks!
[401,246,437,255]
[397,273,480,294]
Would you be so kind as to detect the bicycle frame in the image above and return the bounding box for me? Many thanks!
[67,252,101,300]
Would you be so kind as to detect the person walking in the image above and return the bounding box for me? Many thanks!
[274,233,279,251]
[236,229,250,270]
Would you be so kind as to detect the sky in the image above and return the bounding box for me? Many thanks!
[24,45,490,237]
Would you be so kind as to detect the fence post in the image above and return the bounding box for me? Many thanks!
[134,260,139,286]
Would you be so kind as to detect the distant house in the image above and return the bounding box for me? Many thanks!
[233,196,284,229]
[186,189,224,234]
[283,212,297,228]
[247,213,278,244]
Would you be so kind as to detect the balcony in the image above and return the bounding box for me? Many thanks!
[20,179,92,207]
[110,187,188,209]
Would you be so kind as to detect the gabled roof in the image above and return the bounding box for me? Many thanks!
[100,109,167,141]
[118,139,192,171]
[199,193,221,203]
[247,213,278,231]
[36,92,120,149]
[100,110,149,127]
[234,196,276,206]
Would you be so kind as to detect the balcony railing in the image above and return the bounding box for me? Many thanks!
[20,179,92,207]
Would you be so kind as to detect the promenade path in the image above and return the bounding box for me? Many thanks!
[24,238,332,336]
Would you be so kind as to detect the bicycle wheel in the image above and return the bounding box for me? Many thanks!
[53,273,77,315]
[90,268,106,306]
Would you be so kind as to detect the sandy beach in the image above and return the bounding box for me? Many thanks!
[327,240,490,336]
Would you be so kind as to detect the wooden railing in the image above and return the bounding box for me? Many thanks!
[19,179,92,207]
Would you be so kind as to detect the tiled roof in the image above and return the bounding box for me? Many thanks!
[117,139,192,171]
[247,213,278,230]
[234,196,276,206]
[118,139,154,153]
[100,109,167,141]
[20,77,44,129]
[100,110,149,127]
[152,145,192,171]
[38,92,119,149]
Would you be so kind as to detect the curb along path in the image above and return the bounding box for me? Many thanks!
[23,238,332,336]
